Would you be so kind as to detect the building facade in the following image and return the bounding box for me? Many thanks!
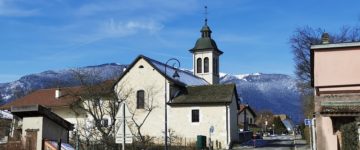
[238,104,257,131]
[311,34,360,150]
[114,20,239,148]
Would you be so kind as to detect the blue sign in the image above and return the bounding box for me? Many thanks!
[304,119,311,126]
[210,126,214,133]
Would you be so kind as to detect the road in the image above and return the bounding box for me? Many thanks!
[232,135,310,150]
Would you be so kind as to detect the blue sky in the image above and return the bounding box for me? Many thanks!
[1,0,360,83]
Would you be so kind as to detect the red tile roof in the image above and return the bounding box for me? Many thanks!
[0,80,117,110]
[0,87,82,110]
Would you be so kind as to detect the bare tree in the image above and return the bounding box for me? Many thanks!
[255,110,274,128]
[67,69,129,150]
[125,84,160,149]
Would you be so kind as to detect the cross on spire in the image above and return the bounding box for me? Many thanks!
[204,6,208,25]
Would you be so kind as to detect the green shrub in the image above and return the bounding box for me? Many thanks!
[340,121,359,150]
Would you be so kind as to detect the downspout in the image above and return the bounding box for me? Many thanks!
[226,104,229,147]
[193,54,195,75]
[312,118,316,150]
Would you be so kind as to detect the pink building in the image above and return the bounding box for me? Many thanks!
[311,33,360,150]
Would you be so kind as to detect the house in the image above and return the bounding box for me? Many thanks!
[237,104,257,131]
[10,105,73,150]
[0,110,12,144]
[0,81,117,145]
[311,33,360,150]
[114,19,240,148]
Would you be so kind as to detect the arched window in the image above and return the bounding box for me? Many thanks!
[216,58,219,74]
[136,90,145,109]
[204,57,209,73]
[213,58,217,74]
[197,58,202,73]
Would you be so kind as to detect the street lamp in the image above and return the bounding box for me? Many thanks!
[272,124,275,135]
[164,58,180,150]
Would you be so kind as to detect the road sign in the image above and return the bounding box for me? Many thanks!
[116,102,132,119]
[210,126,214,134]
[115,102,133,145]
[304,119,311,126]
[115,121,133,144]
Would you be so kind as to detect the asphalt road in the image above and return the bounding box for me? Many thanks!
[232,135,310,150]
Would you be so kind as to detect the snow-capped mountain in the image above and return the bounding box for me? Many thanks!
[0,64,303,123]
[0,63,126,105]
[221,73,303,123]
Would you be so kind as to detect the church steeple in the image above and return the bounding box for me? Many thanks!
[189,6,223,85]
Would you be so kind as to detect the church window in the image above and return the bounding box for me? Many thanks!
[204,57,209,73]
[213,58,217,74]
[191,109,199,122]
[139,65,144,68]
[197,58,202,73]
[137,90,145,109]
[213,58,219,75]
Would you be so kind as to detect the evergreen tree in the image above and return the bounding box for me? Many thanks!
[273,116,287,134]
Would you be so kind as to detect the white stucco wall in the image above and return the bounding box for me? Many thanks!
[193,51,219,84]
[114,57,239,148]
[169,105,227,147]
[22,116,70,150]
[115,58,167,141]
[22,117,43,150]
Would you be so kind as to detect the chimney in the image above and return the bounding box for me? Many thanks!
[322,32,330,44]
[55,88,61,99]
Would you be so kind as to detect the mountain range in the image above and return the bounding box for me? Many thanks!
[0,63,303,123]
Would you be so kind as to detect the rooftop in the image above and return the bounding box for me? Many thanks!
[11,105,73,130]
[311,42,360,50]
[169,84,238,105]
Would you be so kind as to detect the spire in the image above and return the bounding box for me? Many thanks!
[204,6,208,25]
[189,5,222,55]
[201,5,212,38]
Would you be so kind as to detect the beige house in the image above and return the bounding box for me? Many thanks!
[311,33,360,150]
[10,105,73,150]
[238,104,257,131]
[114,20,240,148]
[0,83,116,145]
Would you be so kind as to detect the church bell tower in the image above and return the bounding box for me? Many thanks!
[189,15,223,84]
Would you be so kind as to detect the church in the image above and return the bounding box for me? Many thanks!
[114,19,240,148]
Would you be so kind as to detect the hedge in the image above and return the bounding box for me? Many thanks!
[340,121,359,150]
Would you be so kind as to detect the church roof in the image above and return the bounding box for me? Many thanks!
[145,56,208,86]
[115,55,209,87]
[169,84,239,105]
